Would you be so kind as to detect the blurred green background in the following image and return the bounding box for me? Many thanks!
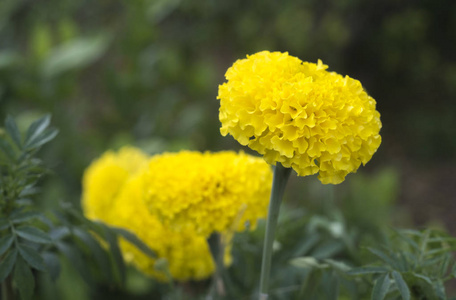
[1,0,456,298]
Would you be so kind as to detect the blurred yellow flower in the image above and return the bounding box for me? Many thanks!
[81,147,228,281]
[143,151,273,237]
[110,174,218,281]
[81,147,148,221]
[218,51,382,184]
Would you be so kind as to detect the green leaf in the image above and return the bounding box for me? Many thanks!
[48,227,71,240]
[0,51,19,69]
[0,218,10,230]
[16,226,52,244]
[0,234,14,256]
[5,115,22,149]
[437,254,451,277]
[367,247,397,267]
[0,249,18,282]
[311,240,345,259]
[24,114,51,146]
[433,279,446,300]
[56,241,93,285]
[18,186,40,197]
[393,229,420,252]
[392,271,410,300]
[10,211,42,224]
[292,233,321,257]
[410,272,433,285]
[13,256,35,300]
[41,35,110,77]
[18,243,46,271]
[372,273,391,300]
[290,256,327,269]
[72,227,112,282]
[24,128,58,150]
[41,252,60,281]
[111,227,156,259]
[100,224,125,285]
[323,259,352,273]
[347,267,389,275]
[0,138,16,160]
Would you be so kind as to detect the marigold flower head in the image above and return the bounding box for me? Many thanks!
[218,51,382,184]
[81,147,230,281]
[81,146,149,221]
[143,151,273,237]
[109,174,220,281]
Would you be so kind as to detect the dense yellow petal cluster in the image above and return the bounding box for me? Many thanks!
[109,174,216,281]
[143,151,273,237]
[82,147,271,281]
[81,147,216,281]
[218,51,382,184]
[81,147,148,221]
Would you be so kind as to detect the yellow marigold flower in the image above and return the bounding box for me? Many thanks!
[82,147,228,281]
[143,151,273,237]
[218,51,382,184]
[110,175,218,281]
[81,146,149,221]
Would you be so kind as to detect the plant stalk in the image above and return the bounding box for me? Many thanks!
[208,233,225,299]
[259,163,291,300]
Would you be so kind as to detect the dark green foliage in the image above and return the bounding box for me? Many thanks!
[0,115,156,300]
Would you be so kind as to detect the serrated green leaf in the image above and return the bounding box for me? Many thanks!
[16,226,52,244]
[10,211,42,224]
[24,128,58,150]
[41,252,60,281]
[5,115,22,149]
[372,273,391,300]
[18,243,46,271]
[0,234,14,256]
[347,267,389,275]
[0,138,16,160]
[111,227,156,259]
[392,271,410,300]
[24,114,51,146]
[0,249,17,282]
[13,256,35,300]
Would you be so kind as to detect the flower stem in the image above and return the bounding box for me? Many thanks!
[208,233,225,299]
[259,163,291,300]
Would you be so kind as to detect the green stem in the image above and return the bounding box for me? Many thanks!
[208,233,225,299]
[259,163,291,300]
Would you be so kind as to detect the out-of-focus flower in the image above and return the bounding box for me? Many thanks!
[143,151,273,237]
[81,146,148,221]
[110,174,219,281]
[81,147,229,281]
[218,51,381,184]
